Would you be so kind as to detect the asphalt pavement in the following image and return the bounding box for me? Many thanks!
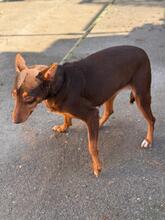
[0,0,165,219]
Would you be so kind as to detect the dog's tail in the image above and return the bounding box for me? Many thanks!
[130,91,135,104]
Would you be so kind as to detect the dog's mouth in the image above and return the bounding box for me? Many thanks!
[24,110,34,121]
[29,110,33,116]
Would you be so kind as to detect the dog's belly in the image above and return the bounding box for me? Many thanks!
[89,85,132,106]
[84,81,130,107]
[83,69,134,106]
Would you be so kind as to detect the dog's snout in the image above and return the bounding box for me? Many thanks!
[12,118,22,124]
[12,111,24,124]
[12,113,22,124]
[12,108,33,124]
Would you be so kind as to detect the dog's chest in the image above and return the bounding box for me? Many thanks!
[44,99,62,113]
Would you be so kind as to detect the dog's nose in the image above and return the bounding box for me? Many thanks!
[12,118,22,124]
[12,112,22,124]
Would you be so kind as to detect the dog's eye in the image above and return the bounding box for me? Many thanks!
[24,96,36,104]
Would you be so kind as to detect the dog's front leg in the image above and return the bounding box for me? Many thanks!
[86,109,102,177]
[65,98,101,176]
[52,114,72,133]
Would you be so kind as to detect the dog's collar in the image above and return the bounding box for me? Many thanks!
[29,65,65,101]
[45,65,65,99]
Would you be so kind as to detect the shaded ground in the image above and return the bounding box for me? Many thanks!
[0,0,165,219]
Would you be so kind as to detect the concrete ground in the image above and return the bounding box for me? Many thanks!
[0,0,165,219]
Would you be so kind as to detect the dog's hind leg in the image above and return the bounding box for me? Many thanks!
[99,95,116,128]
[132,64,155,148]
[52,114,72,133]
[135,93,155,148]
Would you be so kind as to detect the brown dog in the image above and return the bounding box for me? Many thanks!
[12,46,155,176]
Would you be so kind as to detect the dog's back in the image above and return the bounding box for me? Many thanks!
[63,45,150,106]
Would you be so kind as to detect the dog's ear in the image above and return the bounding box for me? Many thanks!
[15,53,27,72]
[36,64,58,81]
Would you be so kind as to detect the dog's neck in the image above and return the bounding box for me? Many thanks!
[45,65,65,100]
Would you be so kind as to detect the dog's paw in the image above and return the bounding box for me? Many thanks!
[141,139,152,148]
[99,121,104,128]
[93,162,102,177]
[52,125,68,133]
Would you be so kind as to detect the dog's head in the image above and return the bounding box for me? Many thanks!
[12,54,59,123]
